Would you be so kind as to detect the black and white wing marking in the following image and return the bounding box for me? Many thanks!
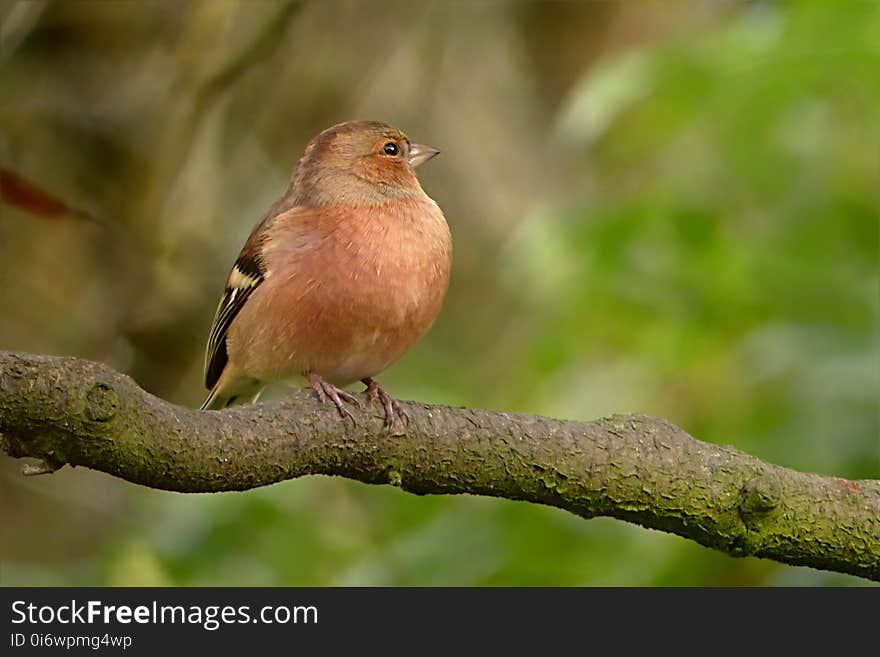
[204,253,265,389]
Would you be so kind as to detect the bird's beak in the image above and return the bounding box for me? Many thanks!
[408,143,440,168]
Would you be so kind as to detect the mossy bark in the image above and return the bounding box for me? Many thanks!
[1,351,878,581]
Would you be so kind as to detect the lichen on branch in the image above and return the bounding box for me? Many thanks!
[1,351,878,582]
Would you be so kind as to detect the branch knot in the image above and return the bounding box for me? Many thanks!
[739,473,782,528]
[85,382,119,422]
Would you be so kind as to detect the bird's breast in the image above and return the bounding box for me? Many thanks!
[240,195,452,384]
[340,198,451,319]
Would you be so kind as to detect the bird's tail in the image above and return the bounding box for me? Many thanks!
[200,385,264,411]
[200,386,229,411]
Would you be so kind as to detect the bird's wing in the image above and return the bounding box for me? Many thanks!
[204,252,264,389]
[203,196,294,390]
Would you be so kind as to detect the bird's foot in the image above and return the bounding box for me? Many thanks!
[362,378,409,434]
[307,372,360,423]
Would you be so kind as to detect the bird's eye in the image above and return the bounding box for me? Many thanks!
[382,142,400,156]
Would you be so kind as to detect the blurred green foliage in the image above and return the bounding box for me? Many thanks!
[1,0,877,586]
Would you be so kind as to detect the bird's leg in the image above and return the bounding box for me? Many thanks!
[306,372,360,423]
[362,377,410,432]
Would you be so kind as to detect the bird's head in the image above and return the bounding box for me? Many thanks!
[290,121,440,206]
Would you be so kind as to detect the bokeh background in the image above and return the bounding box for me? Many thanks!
[1,0,877,586]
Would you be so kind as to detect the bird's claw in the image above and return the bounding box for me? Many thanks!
[363,378,409,434]
[307,373,360,423]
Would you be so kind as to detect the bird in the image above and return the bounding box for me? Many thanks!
[200,120,452,432]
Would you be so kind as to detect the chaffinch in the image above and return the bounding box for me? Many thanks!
[201,120,451,431]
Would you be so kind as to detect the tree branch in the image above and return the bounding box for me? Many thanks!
[1,351,877,582]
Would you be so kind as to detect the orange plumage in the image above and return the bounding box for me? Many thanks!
[201,121,451,430]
